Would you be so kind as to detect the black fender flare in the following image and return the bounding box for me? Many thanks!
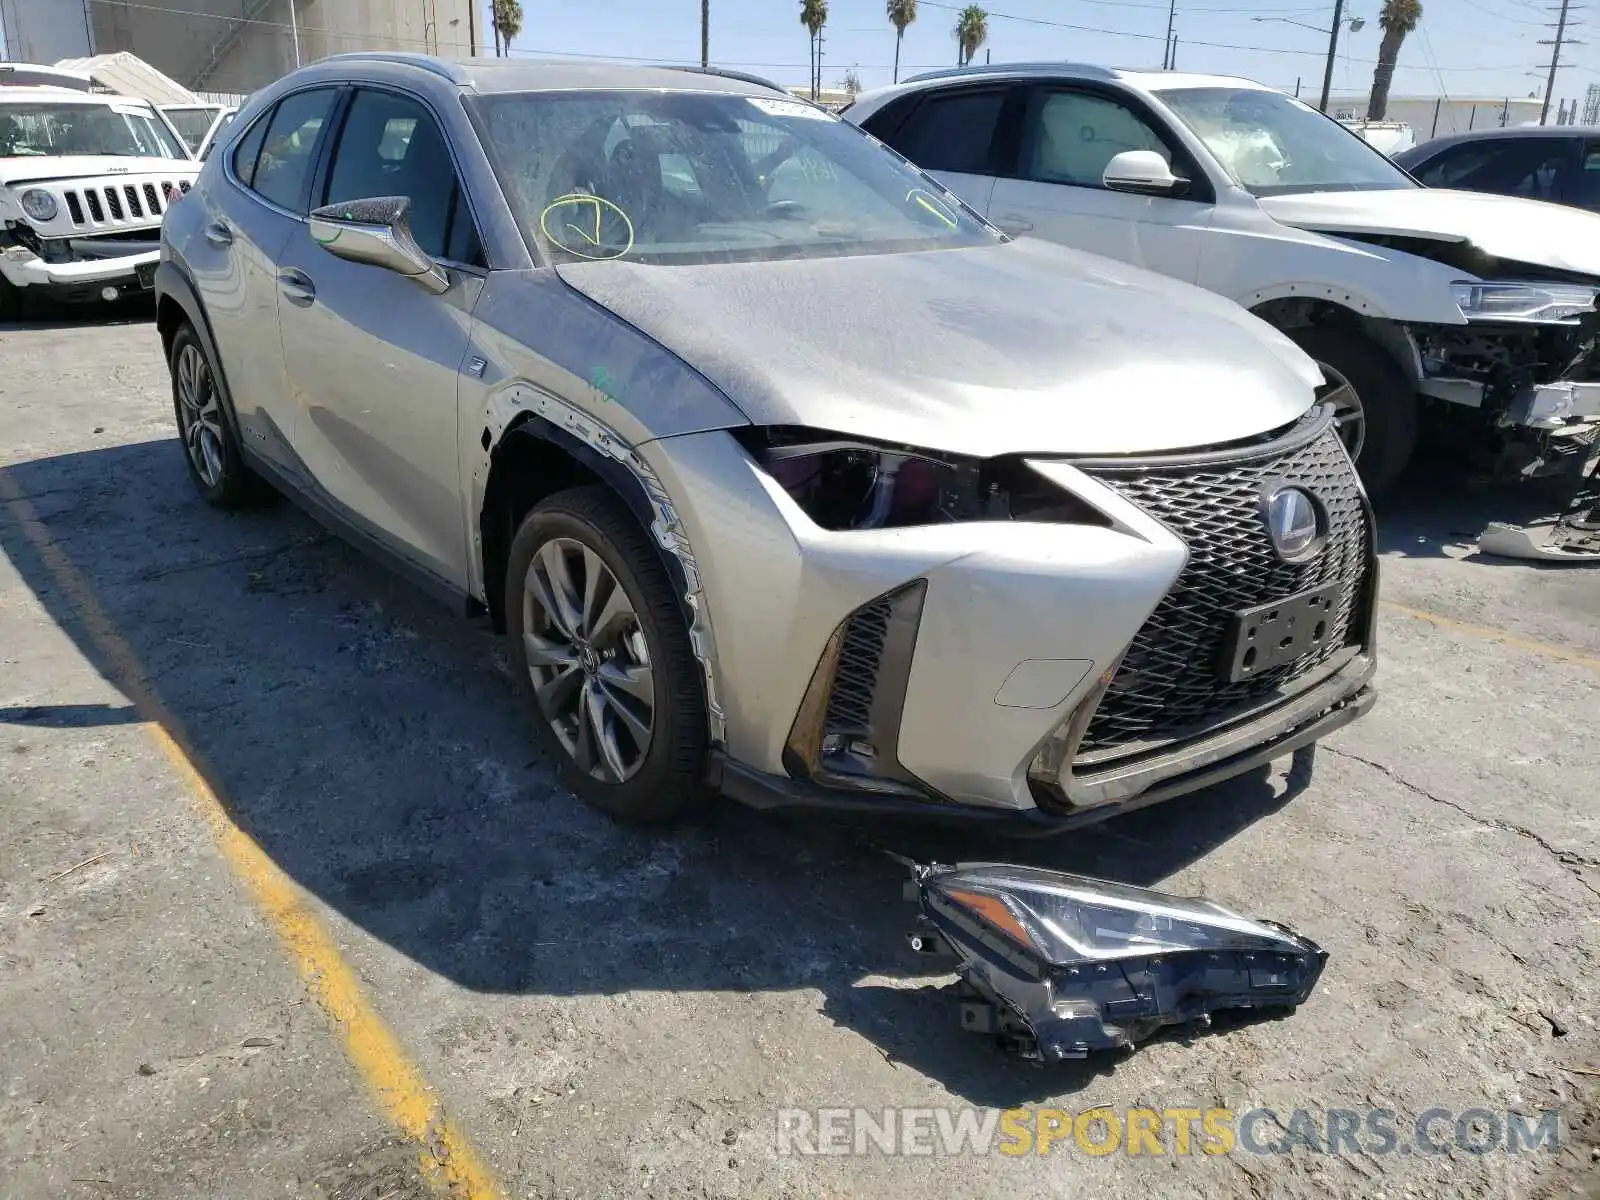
[154,262,249,448]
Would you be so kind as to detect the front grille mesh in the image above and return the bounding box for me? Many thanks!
[1075,420,1370,758]
[825,596,894,736]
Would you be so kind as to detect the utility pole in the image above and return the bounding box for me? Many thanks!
[1538,0,1581,125]
[1169,34,1177,67]
[701,0,709,67]
[1163,0,1177,68]
[1318,0,1347,113]
[286,0,300,68]
[816,27,824,100]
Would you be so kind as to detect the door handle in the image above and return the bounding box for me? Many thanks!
[994,213,1034,233]
[203,221,233,247]
[277,268,315,305]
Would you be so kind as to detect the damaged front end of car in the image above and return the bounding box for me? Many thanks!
[904,860,1328,1062]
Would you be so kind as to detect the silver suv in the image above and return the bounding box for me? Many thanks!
[155,53,1376,829]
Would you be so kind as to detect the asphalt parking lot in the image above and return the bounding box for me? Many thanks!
[1,311,1597,1200]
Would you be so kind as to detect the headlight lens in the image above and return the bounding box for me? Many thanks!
[929,863,1300,965]
[1451,280,1598,324]
[19,188,58,222]
[740,427,1109,530]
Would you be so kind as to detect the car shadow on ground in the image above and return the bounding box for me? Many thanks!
[0,438,1345,1107]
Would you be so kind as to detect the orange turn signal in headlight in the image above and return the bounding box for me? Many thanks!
[943,887,1036,951]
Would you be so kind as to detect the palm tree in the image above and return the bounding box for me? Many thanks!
[954,4,988,67]
[1367,0,1422,120]
[887,0,918,84]
[801,0,829,101]
[701,0,710,68]
[492,0,524,57]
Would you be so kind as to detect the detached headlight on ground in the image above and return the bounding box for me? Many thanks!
[19,189,58,223]
[906,861,1327,1061]
[1452,281,1599,324]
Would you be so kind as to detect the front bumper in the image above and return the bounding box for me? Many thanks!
[0,245,159,298]
[647,406,1377,823]
[713,677,1373,834]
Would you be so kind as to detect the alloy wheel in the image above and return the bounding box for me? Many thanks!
[1317,360,1366,463]
[176,342,226,488]
[522,537,655,782]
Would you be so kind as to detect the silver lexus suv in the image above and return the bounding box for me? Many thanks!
[155,53,1377,830]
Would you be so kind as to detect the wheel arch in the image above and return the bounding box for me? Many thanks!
[1248,294,1423,384]
[475,388,727,746]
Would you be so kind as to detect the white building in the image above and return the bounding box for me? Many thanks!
[1326,93,1548,139]
[3,0,479,95]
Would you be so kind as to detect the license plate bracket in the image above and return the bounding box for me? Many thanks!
[135,262,157,290]
[1219,582,1342,682]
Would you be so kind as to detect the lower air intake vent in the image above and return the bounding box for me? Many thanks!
[824,596,894,738]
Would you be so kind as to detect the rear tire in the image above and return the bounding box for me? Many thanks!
[506,485,708,824]
[1288,324,1418,497]
[168,322,270,509]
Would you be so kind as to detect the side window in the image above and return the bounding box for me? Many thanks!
[230,110,269,186]
[324,88,483,265]
[252,88,337,212]
[1020,89,1173,188]
[1574,142,1600,210]
[1412,139,1570,201]
[884,89,1005,174]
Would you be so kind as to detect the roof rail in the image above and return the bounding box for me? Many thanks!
[665,64,784,92]
[319,52,470,85]
[904,61,1119,84]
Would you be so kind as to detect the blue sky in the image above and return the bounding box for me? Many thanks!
[480,0,1593,106]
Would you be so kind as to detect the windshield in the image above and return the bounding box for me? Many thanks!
[163,106,220,152]
[1157,87,1415,196]
[0,102,187,159]
[472,89,1000,266]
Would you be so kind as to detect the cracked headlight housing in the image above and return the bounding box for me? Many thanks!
[738,427,1109,530]
[909,861,1328,1061]
[19,188,58,223]
[1452,280,1599,324]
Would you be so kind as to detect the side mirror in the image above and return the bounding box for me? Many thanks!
[1102,150,1188,197]
[307,196,449,293]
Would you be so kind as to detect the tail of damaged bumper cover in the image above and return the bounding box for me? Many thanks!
[905,861,1328,1061]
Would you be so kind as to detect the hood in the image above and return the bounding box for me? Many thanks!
[557,240,1320,457]
[1258,187,1600,279]
[0,155,197,187]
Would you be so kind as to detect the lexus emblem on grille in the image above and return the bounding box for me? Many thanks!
[1263,485,1325,562]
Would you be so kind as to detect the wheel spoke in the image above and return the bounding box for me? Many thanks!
[596,683,652,751]
[585,685,631,781]
[177,348,198,413]
[586,576,635,649]
[597,660,654,705]
[523,632,579,670]
[525,551,576,639]
[536,542,585,638]
[572,681,599,772]
[534,661,583,716]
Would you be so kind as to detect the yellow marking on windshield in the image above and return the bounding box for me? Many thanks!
[906,188,959,229]
[539,193,635,261]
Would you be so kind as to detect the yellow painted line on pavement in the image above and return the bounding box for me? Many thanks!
[1380,599,1600,674]
[0,473,502,1200]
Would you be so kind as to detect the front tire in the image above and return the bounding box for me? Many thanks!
[506,485,708,824]
[1288,324,1419,498]
[168,323,268,508]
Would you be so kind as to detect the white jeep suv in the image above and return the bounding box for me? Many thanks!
[1,64,198,315]
[847,65,1600,493]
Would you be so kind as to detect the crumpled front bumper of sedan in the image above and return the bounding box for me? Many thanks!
[645,418,1376,834]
